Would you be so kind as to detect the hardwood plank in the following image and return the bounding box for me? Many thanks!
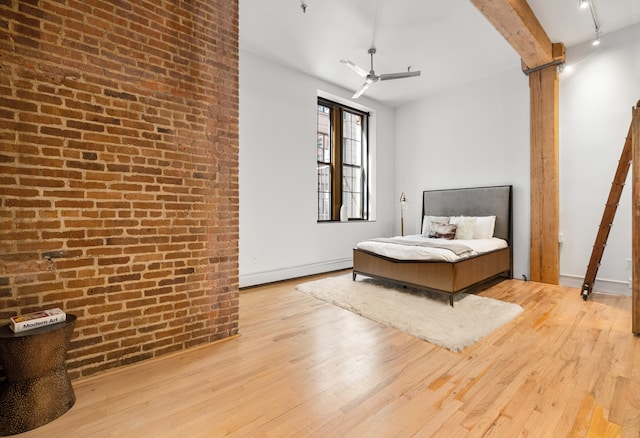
[587,405,623,438]
[622,342,640,436]
[14,271,640,437]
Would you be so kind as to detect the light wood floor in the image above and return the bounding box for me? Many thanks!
[18,271,640,437]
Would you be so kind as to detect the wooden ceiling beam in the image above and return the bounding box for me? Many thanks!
[469,0,565,69]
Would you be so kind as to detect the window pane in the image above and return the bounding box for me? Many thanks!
[342,165,362,219]
[317,105,330,163]
[343,111,361,166]
[317,164,331,221]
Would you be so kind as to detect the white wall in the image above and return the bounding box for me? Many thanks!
[394,68,531,281]
[239,23,640,294]
[559,23,640,294]
[392,23,640,294]
[239,51,396,287]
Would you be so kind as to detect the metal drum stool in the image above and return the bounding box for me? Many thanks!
[0,314,76,436]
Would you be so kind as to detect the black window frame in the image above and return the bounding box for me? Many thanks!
[317,97,369,222]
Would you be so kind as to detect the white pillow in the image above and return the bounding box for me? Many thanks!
[473,216,496,239]
[449,216,476,240]
[421,216,449,236]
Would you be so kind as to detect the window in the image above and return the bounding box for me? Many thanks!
[317,97,369,221]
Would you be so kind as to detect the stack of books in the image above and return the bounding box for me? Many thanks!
[9,308,67,333]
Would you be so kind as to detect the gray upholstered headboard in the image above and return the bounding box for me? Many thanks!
[422,185,512,243]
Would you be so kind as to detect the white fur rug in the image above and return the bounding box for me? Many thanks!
[296,274,523,352]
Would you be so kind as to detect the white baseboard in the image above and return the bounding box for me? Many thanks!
[560,274,632,296]
[239,258,353,288]
[241,266,633,296]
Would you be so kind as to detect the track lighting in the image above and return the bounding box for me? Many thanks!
[558,64,574,74]
[579,0,601,47]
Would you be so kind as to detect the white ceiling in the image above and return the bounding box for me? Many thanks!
[239,0,640,107]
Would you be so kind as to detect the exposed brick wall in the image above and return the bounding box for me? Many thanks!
[0,0,239,379]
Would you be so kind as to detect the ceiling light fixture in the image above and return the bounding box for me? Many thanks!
[558,64,574,75]
[578,0,589,9]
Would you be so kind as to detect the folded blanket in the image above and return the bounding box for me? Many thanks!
[367,237,473,256]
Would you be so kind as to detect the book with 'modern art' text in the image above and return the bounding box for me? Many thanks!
[9,308,67,333]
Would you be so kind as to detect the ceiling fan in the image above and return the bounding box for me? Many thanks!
[340,48,421,99]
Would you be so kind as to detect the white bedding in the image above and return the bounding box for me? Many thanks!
[356,234,508,262]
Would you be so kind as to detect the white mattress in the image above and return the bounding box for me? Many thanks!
[355,235,508,262]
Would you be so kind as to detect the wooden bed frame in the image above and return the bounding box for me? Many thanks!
[352,185,513,306]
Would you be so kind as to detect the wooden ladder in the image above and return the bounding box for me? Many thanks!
[581,125,633,300]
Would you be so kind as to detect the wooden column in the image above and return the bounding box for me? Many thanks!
[632,103,640,333]
[529,66,560,284]
[469,0,564,285]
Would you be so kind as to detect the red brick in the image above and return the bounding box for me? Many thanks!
[1,0,239,380]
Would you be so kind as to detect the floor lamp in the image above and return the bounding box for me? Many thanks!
[399,192,408,236]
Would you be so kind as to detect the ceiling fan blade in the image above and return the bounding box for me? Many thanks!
[340,59,368,78]
[379,70,421,81]
[352,81,372,99]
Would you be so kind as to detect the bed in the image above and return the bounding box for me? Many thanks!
[352,185,513,306]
